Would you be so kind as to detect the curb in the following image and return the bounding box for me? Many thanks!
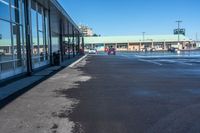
[68,54,88,68]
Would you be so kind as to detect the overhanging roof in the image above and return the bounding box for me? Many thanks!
[84,35,191,44]
[50,0,81,33]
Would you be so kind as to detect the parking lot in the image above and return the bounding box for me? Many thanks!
[66,52,200,133]
[119,53,200,66]
[1,52,200,133]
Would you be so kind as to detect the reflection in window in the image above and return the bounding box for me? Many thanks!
[0,0,10,20]
[44,11,49,60]
[31,2,38,56]
[38,5,43,31]
[11,0,20,23]
[12,23,23,67]
[39,31,44,61]
[0,20,12,61]
[31,0,36,28]
[32,29,38,56]
[30,1,49,67]
[0,20,13,72]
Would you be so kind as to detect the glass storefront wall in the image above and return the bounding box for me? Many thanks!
[0,0,26,80]
[30,0,49,69]
[63,21,69,59]
[0,0,82,80]
[68,23,74,57]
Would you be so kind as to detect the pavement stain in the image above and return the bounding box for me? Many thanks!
[0,58,90,133]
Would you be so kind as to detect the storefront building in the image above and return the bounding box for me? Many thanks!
[84,35,192,52]
[0,0,84,80]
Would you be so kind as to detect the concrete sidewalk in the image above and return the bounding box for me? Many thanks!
[0,55,86,108]
[0,55,89,133]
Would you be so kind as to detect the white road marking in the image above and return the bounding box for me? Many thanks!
[155,59,176,63]
[154,59,193,66]
[119,54,134,59]
[175,61,193,66]
[119,54,199,66]
[68,54,88,68]
[138,59,162,66]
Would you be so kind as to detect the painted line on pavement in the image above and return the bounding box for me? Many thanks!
[160,59,193,66]
[155,59,193,66]
[68,54,88,68]
[138,59,163,66]
[119,54,136,59]
[176,61,193,66]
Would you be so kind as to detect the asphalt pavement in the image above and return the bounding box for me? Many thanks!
[66,53,200,133]
[1,53,200,133]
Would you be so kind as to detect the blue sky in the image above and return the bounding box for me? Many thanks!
[58,0,200,40]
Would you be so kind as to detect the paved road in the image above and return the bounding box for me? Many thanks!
[1,53,200,133]
[66,54,200,133]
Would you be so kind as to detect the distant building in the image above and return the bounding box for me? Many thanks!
[84,35,194,52]
[79,25,94,37]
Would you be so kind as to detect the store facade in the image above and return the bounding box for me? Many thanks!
[0,0,83,80]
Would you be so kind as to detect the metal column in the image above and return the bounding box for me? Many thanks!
[24,0,32,75]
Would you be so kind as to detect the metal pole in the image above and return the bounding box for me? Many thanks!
[176,20,182,48]
[24,0,32,75]
[196,32,198,42]
[142,32,145,41]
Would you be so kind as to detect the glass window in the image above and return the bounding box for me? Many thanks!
[21,0,24,25]
[0,0,10,20]
[12,23,24,67]
[39,31,44,61]
[32,28,38,56]
[0,20,12,61]
[44,10,49,60]
[38,5,43,31]
[12,24,22,57]
[31,2,36,29]
[11,0,20,23]
[39,31,44,52]
[31,2,38,56]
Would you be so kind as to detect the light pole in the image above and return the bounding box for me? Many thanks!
[142,32,146,52]
[142,32,145,41]
[176,20,182,48]
[196,32,198,42]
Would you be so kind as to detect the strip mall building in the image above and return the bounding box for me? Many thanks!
[84,35,194,51]
[0,0,84,80]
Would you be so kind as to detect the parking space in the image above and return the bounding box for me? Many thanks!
[117,52,200,66]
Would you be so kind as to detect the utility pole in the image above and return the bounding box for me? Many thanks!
[176,20,182,48]
[196,32,198,42]
[142,32,145,41]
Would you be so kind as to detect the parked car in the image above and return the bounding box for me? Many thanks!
[0,52,5,56]
[88,49,97,54]
[108,48,116,55]
[150,48,156,52]
[168,48,180,53]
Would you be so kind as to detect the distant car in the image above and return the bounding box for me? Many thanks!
[0,52,5,56]
[150,48,156,52]
[105,48,109,52]
[168,48,180,53]
[108,48,116,55]
[88,49,97,54]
